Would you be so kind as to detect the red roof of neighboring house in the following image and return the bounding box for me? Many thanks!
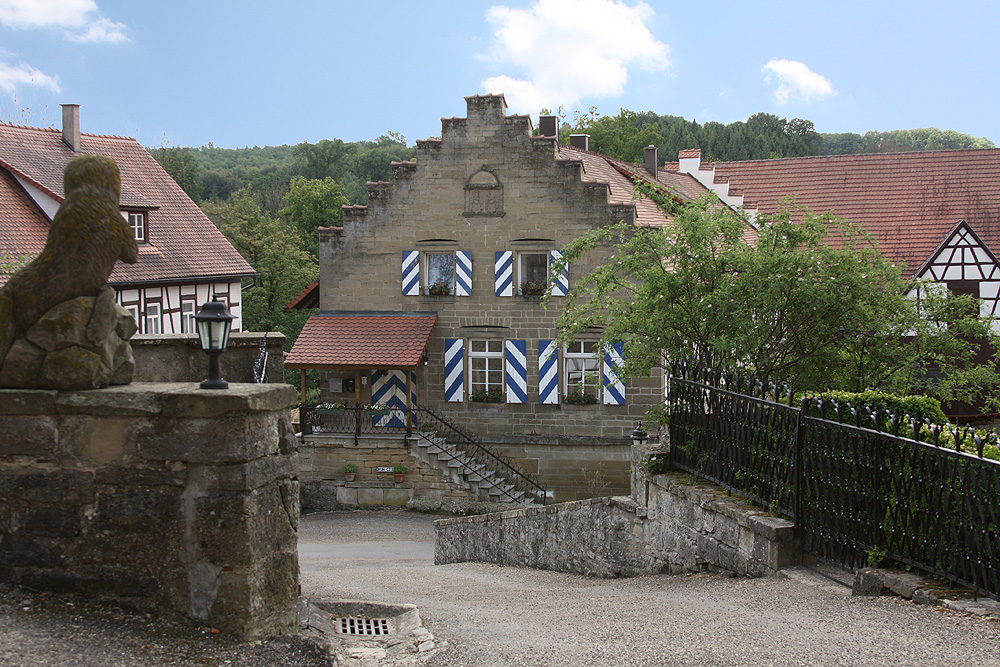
[286,281,320,310]
[0,121,253,285]
[558,144,708,227]
[286,313,437,369]
[0,168,48,287]
[696,149,1000,278]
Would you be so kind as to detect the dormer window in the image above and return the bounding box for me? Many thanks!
[123,210,149,244]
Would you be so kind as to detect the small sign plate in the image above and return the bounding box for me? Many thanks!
[375,466,394,473]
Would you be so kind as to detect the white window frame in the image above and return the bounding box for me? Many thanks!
[518,252,549,295]
[468,339,504,398]
[424,252,456,294]
[180,301,196,334]
[125,211,147,243]
[144,303,161,335]
[564,340,600,398]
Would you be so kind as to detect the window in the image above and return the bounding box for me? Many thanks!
[425,253,455,294]
[564,341,599,397]
[518,253,548,295]
[144,303,161,334]
[180,301,196,334]
[126,211,147,243]
[469,340,504,398]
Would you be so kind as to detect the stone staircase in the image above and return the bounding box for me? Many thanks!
[407,431,546,505]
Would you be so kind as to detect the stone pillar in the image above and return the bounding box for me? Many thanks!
[0,382,299,639]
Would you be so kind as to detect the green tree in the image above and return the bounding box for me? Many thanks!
[279,176,348,255]
[569,108,662,163]
[553,189,999,404]
[206,189,318,383]
[293,138,356,181]
[152,146,202,202]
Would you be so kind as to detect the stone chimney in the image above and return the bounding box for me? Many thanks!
[61,104,81,152]
[569,134,590,151]
[538,115,557,138]
[644,145,658,178]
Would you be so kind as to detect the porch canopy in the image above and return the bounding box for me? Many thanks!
[285,311,438,404]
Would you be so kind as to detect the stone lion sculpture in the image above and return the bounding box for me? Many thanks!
[0,154,139,389]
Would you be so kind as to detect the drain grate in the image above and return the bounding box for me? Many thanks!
[335,616,392,637]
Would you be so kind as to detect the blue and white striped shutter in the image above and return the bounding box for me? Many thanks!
[538,340,559,404]
[495,251,513,297]
[505,339,527,404]
[444,338,465,402]
[550,250,568,296]
[455,251,472,296]
[602,342,625,405]
[370,370,407,427]
[402,250,420,296]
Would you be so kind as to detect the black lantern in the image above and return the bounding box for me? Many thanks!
[630,421,648,445]
[194,295,234,390]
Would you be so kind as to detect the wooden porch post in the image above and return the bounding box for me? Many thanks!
[405,367,413,437]
[299,369,306,404]
[354,369,362,404]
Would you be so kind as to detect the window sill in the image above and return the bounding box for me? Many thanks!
[421,294,455,303]
[561,403,601,410]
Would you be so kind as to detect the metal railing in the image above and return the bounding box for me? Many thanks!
[666,363,1000,600]
[298,403,547,504]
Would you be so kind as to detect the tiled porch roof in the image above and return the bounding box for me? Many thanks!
[286,312,437,369]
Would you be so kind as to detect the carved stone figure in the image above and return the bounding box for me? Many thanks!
[0,154,139,389]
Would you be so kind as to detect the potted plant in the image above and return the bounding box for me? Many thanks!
[342,463,357,482]
[427,279,451,296]
[471,387,504,403]
[315,402,346,415]
[563,386,598,405]
[520,280,546,297]
[392,464,407,483]
[363,403,392,416]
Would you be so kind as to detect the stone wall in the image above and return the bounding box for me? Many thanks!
[435,442,799,578]
[0,382,299,639]
[299,435,475,511]
[131,332,286,384]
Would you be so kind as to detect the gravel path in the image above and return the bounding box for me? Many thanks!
[299,509,1000,667]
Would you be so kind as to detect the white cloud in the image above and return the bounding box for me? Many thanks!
[762,59,834,105]
[0,0,127,43]
[480,0,670,113]
[0,61,61,95]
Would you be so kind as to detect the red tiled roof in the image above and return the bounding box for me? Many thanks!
[557,144,709,227]
[286,281,319,310]
[0,168,48,287]
[700,149,1000,278]
[0,122,253,285]
[286,313,437,369]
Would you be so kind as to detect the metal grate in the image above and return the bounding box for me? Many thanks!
[335,616,392,637]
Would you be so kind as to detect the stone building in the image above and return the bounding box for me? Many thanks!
[0,104,253,333]
[287,94,707,499]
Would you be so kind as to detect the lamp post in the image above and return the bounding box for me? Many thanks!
[630,421,648,445]
[194,295,233,390]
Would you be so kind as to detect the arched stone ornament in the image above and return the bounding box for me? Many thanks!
[0,155,139,389]
[463,166,505,217]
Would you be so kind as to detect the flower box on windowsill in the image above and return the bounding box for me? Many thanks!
[363,409,392,416]
[421,294,455,303]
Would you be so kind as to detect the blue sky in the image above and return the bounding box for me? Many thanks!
[0,0,997,150]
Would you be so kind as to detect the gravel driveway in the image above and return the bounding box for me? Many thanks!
[299,509,1000,667]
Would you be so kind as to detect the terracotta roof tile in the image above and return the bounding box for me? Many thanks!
[286,281,319,310]
[0,168,48,287]
[286,312,437,368]
[0,122,253,285]
[700,149,1000,278]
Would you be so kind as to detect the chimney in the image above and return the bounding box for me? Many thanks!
[61,104,81,152]
[644,145,658,178]
[538,115,557,138]
[569,134,589,151]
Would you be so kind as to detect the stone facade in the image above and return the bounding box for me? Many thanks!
[306,94,663,501]
[0,383,299,639]
[434,440,799,578]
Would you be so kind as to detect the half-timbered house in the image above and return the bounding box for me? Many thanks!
[0,105,253,333]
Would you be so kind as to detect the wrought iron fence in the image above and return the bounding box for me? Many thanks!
[667,362,1000,600]
[300,404,414,436]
